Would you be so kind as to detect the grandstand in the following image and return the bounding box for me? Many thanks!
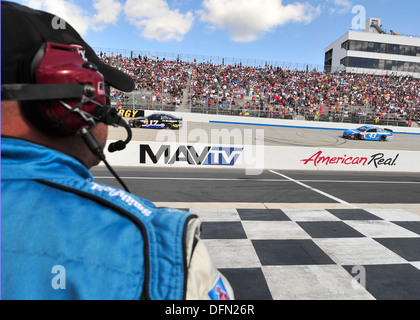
[97,46,420,128]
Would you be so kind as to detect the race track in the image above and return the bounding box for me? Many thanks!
[108,120,420,151]
[96,120,420,300]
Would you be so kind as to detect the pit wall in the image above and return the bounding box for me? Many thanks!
[103,111,420,173]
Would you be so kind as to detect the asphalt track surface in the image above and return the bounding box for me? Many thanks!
[92,168,420,207]
[108,120,420,151]
[95,120,420,300]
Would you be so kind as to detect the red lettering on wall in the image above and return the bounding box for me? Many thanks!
[301,151,368,167]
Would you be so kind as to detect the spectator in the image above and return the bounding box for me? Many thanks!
[1,1,234,300]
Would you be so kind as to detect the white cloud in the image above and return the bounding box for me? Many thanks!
[92,0,123,31]
[22,0,91,36]
[328,0,353,14]
[198,0,321,42]
[123,0,195,42]
[21,0,324,43]
[22,0,123,35]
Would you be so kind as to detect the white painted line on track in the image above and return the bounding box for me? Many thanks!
[94,176,420,185]
[269,170,360,209]
[299,180,420,185]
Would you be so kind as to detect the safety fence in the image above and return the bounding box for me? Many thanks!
[112,98,415,127]
[94,47,322,70]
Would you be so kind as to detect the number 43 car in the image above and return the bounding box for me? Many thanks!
[343,126,393,141]
[128,113,183,129]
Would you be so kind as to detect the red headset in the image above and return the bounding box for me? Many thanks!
[2,42,131,152]
[2,41,132,191]
[31,42,106,135]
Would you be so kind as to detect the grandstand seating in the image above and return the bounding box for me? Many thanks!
[99,52,420,126]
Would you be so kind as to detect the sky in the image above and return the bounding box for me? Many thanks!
[13,0,420,68]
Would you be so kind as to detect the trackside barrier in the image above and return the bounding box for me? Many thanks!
[103,141,420,173]
[101,112,420,172]
[142,110,420,135]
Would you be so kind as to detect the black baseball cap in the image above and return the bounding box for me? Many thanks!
[1,1,135,92]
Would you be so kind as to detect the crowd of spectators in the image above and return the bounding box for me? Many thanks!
[98,52,191,108]
[190,64,420,125]
[97,51,420,126]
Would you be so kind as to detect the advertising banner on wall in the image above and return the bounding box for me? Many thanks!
[104,141,420,173]
[114,108,144,118]
[105,141,265,175]
[267,147,419,172]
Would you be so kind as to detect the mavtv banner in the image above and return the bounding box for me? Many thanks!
[104,141,420,173]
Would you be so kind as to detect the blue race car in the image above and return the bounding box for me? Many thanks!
[128,113,182,129]
[343,126,393,141]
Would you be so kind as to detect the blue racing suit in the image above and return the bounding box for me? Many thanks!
[1,137,233,300]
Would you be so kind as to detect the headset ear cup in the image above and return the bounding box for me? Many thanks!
[20,100,65,136]
[22,42,107,136]
[18,44,59,135]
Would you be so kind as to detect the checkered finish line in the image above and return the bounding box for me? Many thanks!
[186,208,420,300]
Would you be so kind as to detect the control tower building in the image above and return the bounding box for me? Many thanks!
[325,18,420,78]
